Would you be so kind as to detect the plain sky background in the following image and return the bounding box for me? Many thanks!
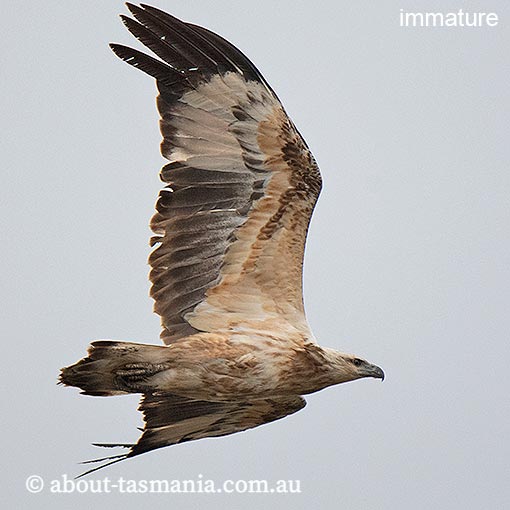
[2,1,509,508]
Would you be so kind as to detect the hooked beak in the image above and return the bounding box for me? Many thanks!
[361,363,385,381]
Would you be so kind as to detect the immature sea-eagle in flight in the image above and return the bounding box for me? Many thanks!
[60,3,384,475]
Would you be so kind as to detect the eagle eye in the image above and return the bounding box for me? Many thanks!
[352,358,363,367]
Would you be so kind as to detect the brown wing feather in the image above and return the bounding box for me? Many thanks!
[79,393,305,476]
[112,5,322,344]
[130,393,306,457]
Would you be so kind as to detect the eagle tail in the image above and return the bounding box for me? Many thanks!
[59,340,170,396]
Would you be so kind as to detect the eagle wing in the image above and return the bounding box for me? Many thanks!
[111,4,322,344]
[80,393,306,476]
[132,393,306,456]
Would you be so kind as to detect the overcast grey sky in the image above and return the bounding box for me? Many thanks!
[2,1,509,508]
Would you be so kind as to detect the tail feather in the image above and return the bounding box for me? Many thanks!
[59,340,170,396]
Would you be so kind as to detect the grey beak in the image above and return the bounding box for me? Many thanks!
[362,363,385,381]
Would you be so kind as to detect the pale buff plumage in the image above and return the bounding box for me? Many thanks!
[60,3,384,476]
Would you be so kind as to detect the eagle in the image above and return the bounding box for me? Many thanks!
[60,3,384,476]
